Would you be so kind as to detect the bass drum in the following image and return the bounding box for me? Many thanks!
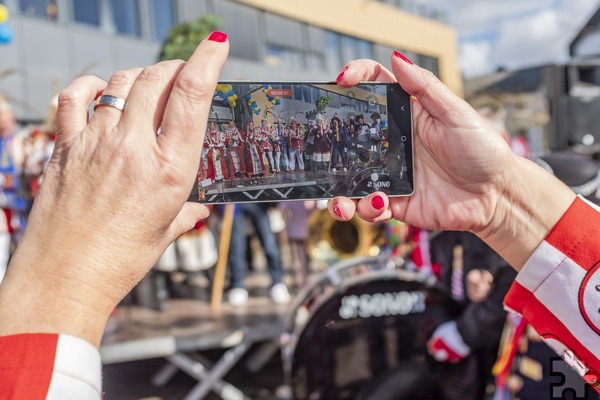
[281,256,459,400]
[347,147,371,169]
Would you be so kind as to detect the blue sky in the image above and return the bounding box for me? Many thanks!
[425,0,600,77]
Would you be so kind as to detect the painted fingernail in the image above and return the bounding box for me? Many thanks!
[393,50,413,65]
[371,195,385,210]
[336,66,348,83]
[207,31,228,43]
[334,204,346,220]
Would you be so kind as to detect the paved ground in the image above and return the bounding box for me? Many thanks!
[101,263,294,400]
[102,349,285,400]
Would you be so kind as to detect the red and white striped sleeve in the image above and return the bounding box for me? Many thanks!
[504,196,600,392]
[0,333,101,399]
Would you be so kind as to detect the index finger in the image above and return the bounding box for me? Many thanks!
[336,59,396,87]
[159,32,230,161]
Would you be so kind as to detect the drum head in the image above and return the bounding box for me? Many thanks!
[289,274,458,400]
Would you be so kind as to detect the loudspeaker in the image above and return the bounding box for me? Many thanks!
[567,96,600,146]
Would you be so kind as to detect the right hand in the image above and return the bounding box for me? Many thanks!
[332,57,514,234]
[329,56,575,269]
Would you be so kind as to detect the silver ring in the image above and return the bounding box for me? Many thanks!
[94,95,126,111]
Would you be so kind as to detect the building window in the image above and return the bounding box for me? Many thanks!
[326,31,342,70]
[151,0,174,42]
[264,13,306,69]
[340,36,373,62]
[265,44,303,69]
[110,0,140,37]
[302,86,310,103]
[73,0,100,26]
[418,54,439,76]
[293,85,303,101]
[19,0,57,20]
[214,0,260,61]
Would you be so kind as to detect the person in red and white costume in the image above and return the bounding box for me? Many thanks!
[1,38,599,400]
[329,56,600,394]
[205,120,228,183]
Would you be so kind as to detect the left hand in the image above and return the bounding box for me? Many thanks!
[0,34,229,346]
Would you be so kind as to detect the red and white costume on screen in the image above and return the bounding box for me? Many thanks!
[224,123,246,176]
[206,127,229,182]
[504,196,600,391]
[245,128,264,176]
[3,196,600,397]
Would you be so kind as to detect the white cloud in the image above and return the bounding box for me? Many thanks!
[424,0,600,77]
[460,40,493,78]
[493,9,566,70]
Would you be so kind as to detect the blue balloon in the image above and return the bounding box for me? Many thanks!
[263,84,269,89]
[227,90,234,96]
[251,101,257,108]
[0,23,14,45]
[245,94,251,100]
[275,99,281,105]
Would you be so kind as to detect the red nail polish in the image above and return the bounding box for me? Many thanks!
[393,50,413,65]
[336,66,348,83]
[334,204,346,220]
[371,195,385,210]
[207,31,228,43]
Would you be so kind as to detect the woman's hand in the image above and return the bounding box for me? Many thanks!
[332,56,513,232]
[0,33,230,346]
[329,55,575,269]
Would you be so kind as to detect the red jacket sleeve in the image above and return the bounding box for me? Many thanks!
[504,196,600,392]
[0,333,101,399]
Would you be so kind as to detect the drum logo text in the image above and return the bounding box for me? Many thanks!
[367,180,391,188]
[338,291,426,319]
[367,172,391,189]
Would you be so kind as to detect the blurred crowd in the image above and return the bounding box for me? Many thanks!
[0,94,56,283]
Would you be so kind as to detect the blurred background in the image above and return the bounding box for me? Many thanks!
[2,1,600,400]
[1,0,600,155]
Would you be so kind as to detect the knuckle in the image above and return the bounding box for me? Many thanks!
[107,69,136,88]
[57,87,84,109]
[136,65,170,85]
[173,73,212,103]
[58,78,88,109]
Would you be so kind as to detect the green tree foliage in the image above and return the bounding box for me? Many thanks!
[316,95,333,112]
[158,15,223,61]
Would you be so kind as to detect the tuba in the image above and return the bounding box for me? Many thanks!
[307,208,388,270]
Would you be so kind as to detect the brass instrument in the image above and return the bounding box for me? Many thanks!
[307,208,387,270]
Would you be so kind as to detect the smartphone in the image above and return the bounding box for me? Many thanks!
[190,81,413,204]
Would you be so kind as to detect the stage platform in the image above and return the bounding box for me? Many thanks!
[101,283,291,400]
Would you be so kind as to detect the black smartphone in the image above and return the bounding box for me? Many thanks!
[190,81,413,204]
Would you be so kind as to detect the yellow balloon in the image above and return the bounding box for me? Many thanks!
[0,5,9,24]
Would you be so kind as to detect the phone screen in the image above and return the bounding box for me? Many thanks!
[191,81,413,204]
